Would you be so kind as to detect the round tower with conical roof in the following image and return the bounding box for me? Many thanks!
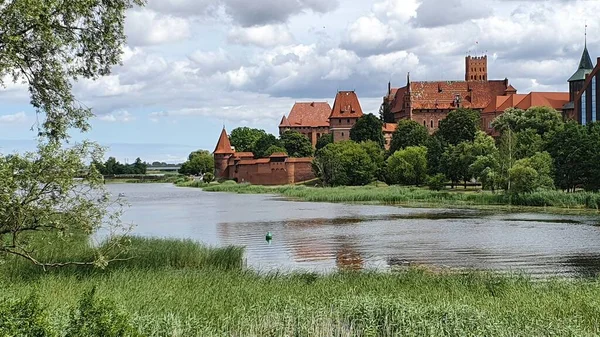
[213,128,234,179]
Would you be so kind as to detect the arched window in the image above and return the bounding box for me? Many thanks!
[437,119,440,127]
[423,120,427,127]
[430,120,434,128]
[341,132,345,137]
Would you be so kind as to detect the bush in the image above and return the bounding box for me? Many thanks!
[0,295,52,337]
[427,174,447,191]
[66,287,140,337]
[203,172,215,184]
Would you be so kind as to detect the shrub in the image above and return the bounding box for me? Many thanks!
[66,287,140,337]
[0,295,52,337]
[427,174,447,191]
[203,172,215,184]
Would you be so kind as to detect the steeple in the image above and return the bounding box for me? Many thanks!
[213,127,234,154]
[569,30,594,82]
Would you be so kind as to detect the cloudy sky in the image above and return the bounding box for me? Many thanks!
[0,0,598,163]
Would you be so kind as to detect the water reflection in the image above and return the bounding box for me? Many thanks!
[111,184,600,277]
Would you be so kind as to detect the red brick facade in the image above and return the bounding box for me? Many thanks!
[213,129,315,185]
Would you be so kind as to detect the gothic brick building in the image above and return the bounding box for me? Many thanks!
[385,55,517,134]
[279,102,331,147]
[213,128,315,185]
[329,91,364,142]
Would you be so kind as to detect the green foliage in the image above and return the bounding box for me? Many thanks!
[179,150,214,176]
[313,141,377,186]
[508,165,539,194]
[546,122,587,191]
[359,141,385,180]
[315,133,333,151]
[492,107,564,137]
[203,172,215,184]
[441,142,475,188]
[264,145,287,157]
[229,127,267,153]
[385,146,428,186]
[253,134,282,158]
[66,288,139,337]
[470,155,500,192]
[437,108,480,145]
[379,100,395,123]
[94,156,148,175]
[514,129,544,160]
[389,120,429,154]
[0,295,52,337]
[280,131,313,157]
[583,123,600,191]
[427,173,447,191]
[350,114,385,148]
[425,134,446,175]
[510,152,555,193]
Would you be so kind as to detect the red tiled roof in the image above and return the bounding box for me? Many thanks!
[330,91,364,118]
[281,102,331,128]
[214,128,234,154]
[390,86,407,113]
[287,157,313,163]
[514,92,569,110]
[269,152,288,158]
[407,80,509,110]
[382,123,397,133]
[497,94,527,111]
[233,152,254,158]
[483,95,511,113]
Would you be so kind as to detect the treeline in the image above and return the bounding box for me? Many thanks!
[313,107,600,194]
[93,157,148,175]
[229,127,313,158]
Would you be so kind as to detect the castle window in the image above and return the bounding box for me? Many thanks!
[347,119,350,123]
[339,119,341,124]
[582,91,587,125]
[423,120,427,127]
[341,132,344,137]
[592,76,597,122]
[437,119,441,127]
[430,120,434,128]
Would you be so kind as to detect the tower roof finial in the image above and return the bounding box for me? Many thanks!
[585,20,588,47]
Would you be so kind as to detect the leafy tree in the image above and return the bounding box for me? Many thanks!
[514,128,544,160]
[316,133,333,151]
[379,100,395,123]
[492,107,564,137]
[441,142,475,188]
[385,146,428,186]
[426,134,446,175]
[313,141,376,186]
[280,131,313,157]
[229,127,267,153]
[427,174,447,191]
[389,120,429,154]
[437,108,480,145]
[0,0,143,267]
[546,122,587,191]
[254,134,282,158]
[264,145,287,157]
[470,154,500,192]
[508,152,554,194]
[350,114,385,148]
[584,122,600,191]
[179,150,214,176]
[203,173,215,184]
[132,158,147,175]
[508,165,539,194]
[360,141,385,180]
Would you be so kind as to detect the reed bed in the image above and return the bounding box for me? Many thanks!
[192,183,600,210]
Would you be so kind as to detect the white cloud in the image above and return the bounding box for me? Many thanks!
[0,112,28,124]
[125,9,191,46]
[228,24,295,48]
[97,111,136,123]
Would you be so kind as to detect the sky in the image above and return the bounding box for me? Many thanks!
[0,0,598,164]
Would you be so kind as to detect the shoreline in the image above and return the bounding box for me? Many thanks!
[177,181,600,215]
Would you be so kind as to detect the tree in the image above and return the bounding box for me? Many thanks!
[280,131,313,157]
[385,146,428,186]
[179,150,214,176]
[360,141,385,181]
[229,127,267,153]
[379,101,394,123]
[264,145,287,157]
[437,108,480,145]
[441,142,476,188]
[389,120,429,154]
[546,122,587,191]
[313,141,376,186]
[470,154,500,192]
[0,0,143,267]
[316,133,333,151]
[350,114,385,148]
[426,134,446,175]
[254,134,281,158]
[583,122,600,191]
[132,158,147,175]
[514,128,544,160]
[508,165,539,194]
[492,107,564,137]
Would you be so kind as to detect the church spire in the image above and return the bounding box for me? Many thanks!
[568,30,594,82]
[214,127,234,154]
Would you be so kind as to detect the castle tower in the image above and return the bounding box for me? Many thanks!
[329,91,364,142]
[465,55,488,81]
[213,127,234,179]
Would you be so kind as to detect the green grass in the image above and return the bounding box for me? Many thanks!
[184,182,600,210]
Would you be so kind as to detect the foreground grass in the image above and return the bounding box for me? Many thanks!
[2,234,600,336]
[180,181,600,210]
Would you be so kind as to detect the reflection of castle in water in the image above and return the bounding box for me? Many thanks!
[216,217,365,271]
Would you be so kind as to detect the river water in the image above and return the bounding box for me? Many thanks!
[109,183,600,277]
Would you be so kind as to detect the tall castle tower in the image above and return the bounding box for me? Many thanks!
[568,36,594,102]
[465,55,488,81]
[213,127,234,179]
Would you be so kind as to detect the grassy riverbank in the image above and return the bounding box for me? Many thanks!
[178,181,600,210]
[3,234,600,336]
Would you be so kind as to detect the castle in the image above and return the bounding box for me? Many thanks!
[213,42,598,185]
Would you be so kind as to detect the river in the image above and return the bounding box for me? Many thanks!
[109,183,600,277]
